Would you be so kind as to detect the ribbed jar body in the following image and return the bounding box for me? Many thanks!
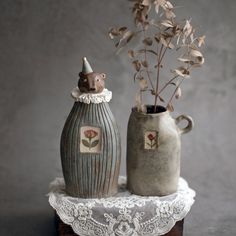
[127,106,181,196]
[60,102,121,198]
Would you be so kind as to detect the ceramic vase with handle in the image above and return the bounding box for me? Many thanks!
[127,105,193,196]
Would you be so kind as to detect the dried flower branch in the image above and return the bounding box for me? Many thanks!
[109,0,205,112]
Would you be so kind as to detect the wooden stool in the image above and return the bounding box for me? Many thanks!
[55,213,184,236]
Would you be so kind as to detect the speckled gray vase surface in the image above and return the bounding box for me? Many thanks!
[127,105,193,196]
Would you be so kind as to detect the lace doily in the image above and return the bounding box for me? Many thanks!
[48,177,195,236]
[71,87,112,104]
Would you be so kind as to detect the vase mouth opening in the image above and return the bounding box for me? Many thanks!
[132,105,168,116]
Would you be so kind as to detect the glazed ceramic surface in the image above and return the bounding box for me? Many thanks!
[60,102,121,198]
[127,106,193,196]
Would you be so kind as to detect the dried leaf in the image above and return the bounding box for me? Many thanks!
[142,0,150,6]
[139,78,148,89]
[117,31,134,47]
[137,49,145,53]
[159,95,165,102]
[183,20,192,37]
[176,34,181,45]
[190,49,203,58]
[115,40,121,48]
[156,0,166,5]
[175,87,182,99]
[197,35,206,47]
[161,20,174,28]
[189,44,199,50]
[190,33,194,43]
[170,82,177,86]
[121,30,132,40]
[147,49,158,56]
[172,25,180,34]
[143,37,153,46]
[119,27,127,33]
[168,42,174,49]
[164,1,173,10]
[154,35,160,43]
[155,0,166,6]
[109,32,115,39]
[141,60,148,68]
[167,103,174,112]
[174,69,184,77]
[160,37,174,49]
[109,29,120,39]
[160,36,168,47]
[109,28,120,38]
[138,49,158,56]
[196,56,205,65]
[128,50,135,58]
[165,9,176,19]
[174,67,190,78]
[162,31,174,38]
[122,31,134,43]
[177,58,191,63]
[132,60,141,72]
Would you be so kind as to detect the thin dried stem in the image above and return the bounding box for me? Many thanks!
[158,75,179,95]
[159,46,168,65]
[142,25,155,91]
[167,77,184,106]
[154,44,164,112]
[154,36,173,112]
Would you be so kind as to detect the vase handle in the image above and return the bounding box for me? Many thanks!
[175,115,194,135]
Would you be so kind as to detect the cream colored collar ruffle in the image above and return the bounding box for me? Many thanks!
[71,87,112,104]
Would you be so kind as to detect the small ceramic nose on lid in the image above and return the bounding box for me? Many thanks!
[82,57,93,74]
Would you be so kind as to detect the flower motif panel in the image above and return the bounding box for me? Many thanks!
[144,131,159,150]
[80,126,101,153]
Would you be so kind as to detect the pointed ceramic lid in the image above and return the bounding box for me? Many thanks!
[82,57,93,74]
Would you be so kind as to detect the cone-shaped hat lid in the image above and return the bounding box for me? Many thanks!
[82,57,93,74]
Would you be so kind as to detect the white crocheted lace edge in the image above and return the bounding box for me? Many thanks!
[71,87,112,104]
[48,177,196,236]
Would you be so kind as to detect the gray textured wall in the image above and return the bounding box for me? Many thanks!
[0,0,236,235]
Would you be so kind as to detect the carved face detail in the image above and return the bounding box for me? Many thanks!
[78,72,106,93]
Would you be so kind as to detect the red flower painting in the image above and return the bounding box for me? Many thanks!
[147,133,155,141]
[84,130,98,139]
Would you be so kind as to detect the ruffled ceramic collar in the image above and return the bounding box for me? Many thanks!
[71,87,112,104]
